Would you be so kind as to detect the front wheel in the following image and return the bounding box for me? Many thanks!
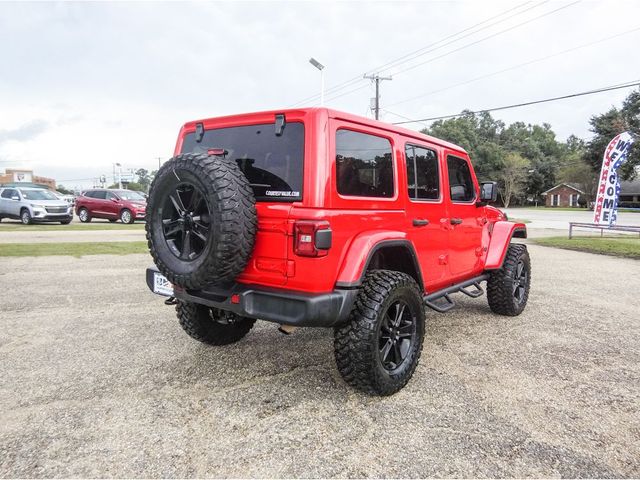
[487,243,531,316]
[333,270,425,396]
[78,208,91,223]
[176,301,256,345]
[21,209,32,225]
[60,219,72,225]
[120,209,134,224]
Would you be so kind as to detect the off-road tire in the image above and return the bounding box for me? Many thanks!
[20,209,32,225]
[146,153,257,289]
[487,243,531,316]
[176,301,256,345]
[78,208,91,223]
[120,208,134,224]
[333,270,425,396]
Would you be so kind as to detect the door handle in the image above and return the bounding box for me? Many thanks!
[412,218,429,227]
[450,218,463,225]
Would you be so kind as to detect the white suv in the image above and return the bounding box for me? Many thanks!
[0,187,73,225]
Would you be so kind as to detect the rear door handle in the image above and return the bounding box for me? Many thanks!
[450,218,463,225]
[412,218,429,227]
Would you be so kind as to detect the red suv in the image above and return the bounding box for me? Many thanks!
[76,189,146,224]
[144,108,529,395]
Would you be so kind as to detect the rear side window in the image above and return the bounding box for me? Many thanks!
[1,189,16,199]
[336,129,394,198]
[405,144,439,200]
[83,191,95,198]
[181,122,304,202]
[93,191,107,200]
[447,156,475,202]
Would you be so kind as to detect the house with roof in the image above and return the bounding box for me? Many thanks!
[542,183,584,207]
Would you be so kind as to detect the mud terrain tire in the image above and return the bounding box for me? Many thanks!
[176,301,256,345]
[487,243,531,316]
[333,270,425,396]
[146,153,257,289]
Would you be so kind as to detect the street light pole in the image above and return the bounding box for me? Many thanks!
[309,57,325,106]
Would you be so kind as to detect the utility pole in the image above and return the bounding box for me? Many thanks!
[157,157,162,169]
[363,74,392,120]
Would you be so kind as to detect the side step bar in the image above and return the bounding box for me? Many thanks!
[423,274,490,313]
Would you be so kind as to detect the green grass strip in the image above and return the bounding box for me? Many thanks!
[0,241,149,257]
[533,236,640,259]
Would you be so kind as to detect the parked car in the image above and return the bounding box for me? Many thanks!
[54,191,76,207]
[75,189,147,224]
[144,108,530,396]
[0,187,73,224]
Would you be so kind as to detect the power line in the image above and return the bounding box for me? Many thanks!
[388,0,581,77]
[386,25,640,108]
[289,1,542,107]
[391,80,640,125]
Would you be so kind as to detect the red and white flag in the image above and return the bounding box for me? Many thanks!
[593,132,635,226]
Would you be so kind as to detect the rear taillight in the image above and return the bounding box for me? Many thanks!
[294,220,331,257]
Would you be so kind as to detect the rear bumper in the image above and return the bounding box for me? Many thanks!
[145,268,357,327]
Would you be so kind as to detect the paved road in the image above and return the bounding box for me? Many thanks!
[1,246,639,477]
[0,218,146,244]
[504,208,640,234]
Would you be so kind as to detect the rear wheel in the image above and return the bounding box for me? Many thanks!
[176,301,256,345]
[20,209,32,225]
[333,270,425,396]
[78,208,91,223]
[487,243,531,316]
[120,209,134,224]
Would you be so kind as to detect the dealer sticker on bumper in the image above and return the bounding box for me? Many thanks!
[153,272,174,296]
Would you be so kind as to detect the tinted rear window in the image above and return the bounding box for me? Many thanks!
[181,122,304,201]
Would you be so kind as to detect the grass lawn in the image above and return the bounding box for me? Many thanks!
[0,222,145,231]
[533,236,640,259]
[0,241,148,257]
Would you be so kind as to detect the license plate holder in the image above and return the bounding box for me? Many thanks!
[153,272,174,297]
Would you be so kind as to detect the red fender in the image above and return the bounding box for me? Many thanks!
[335,230,411,285]
[485,221,527,270]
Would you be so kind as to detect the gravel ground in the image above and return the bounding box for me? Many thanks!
[1,246,639,478]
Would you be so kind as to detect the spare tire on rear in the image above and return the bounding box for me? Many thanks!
[146,152,257,289]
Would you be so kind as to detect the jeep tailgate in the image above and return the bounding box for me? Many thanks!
[235,203,292,287]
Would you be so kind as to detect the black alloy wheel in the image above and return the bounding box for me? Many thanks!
[379,300,417,373]
[161,183,211,261]
[513,260,528,305]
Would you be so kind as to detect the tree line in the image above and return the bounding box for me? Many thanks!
[421,89,640,207]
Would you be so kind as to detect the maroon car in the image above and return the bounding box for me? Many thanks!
[76,189,146,224]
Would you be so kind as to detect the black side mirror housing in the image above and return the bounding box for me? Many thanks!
[479,181,498,205]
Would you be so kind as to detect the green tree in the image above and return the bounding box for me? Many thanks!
[56,184,73,195]
[585,89,640,180]
[135,168,153,192]
[498,152,530,208]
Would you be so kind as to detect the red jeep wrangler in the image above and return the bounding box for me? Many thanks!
[145,108,529,395]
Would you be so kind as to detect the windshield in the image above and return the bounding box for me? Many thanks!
[20,189,58,200]
[116,190,146,201]
[181,121,304,201]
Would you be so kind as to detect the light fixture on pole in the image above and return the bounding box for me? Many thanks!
[309,57,325,106]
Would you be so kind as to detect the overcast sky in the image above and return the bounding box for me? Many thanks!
[0,0,638,190]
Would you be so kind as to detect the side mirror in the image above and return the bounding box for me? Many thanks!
[480,181,498,203]
[110,197,119,202]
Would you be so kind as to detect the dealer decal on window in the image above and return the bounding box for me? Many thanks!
[265,191,300,197]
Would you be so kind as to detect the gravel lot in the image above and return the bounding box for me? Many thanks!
[1,246,639,477]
